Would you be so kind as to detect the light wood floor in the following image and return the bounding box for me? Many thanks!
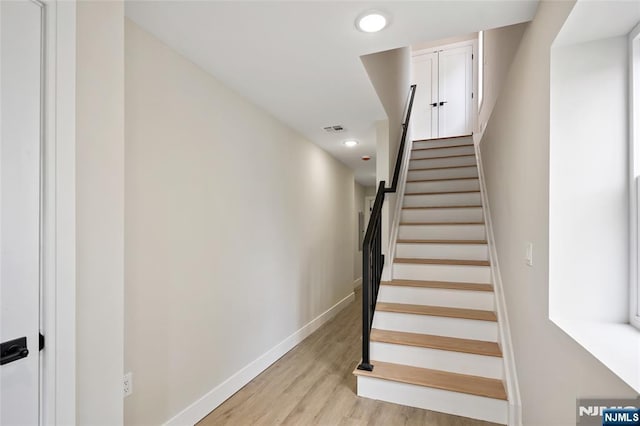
[198,289,503,426]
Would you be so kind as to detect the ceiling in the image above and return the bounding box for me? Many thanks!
[554,0,640,47]
[125,1,538,186]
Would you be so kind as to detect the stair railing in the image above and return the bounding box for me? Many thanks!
[358,84,416,372]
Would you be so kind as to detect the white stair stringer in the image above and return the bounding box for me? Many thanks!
[476,139,521,425]
[357,376,508,425]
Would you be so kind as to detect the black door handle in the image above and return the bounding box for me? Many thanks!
[439,101,448,106]
[430,102,438,107]
[1,336,29,366]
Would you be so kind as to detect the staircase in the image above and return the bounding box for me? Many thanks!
[354,135,508,425]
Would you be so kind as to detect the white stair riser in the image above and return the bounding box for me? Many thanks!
[412,137,474,150]
[401,207,483,223]
[372,312,498,341]
[398,224,486,240]
[410,155,476,170]
[393,263,491,284]
[405,179,479,194]
[378,285,494,310]
[370,342,504,379]
[357,377,508,425]
[411,145,475,160]
[395,243,488,261]
[403,192,481,208]
[407,166,478,181]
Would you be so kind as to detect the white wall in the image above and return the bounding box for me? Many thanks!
[361,49,411,268]
[361,47,412,178]
[75,2,125,424]
[375,119,392,257]
[478,1,637,424]
[124,21,357,425]
[364,186,377,197]
[476,23,527,139]
[550,36,629,322]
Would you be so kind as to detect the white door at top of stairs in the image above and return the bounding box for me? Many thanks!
[411,44,473,140]
[1,1,43,424]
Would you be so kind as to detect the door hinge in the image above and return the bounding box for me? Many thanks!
[472,92,474,99]
[39,333,45,351]
[472,54,474,60]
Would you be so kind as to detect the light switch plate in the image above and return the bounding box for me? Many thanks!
[525,242,533,266]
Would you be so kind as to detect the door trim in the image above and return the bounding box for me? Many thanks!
[411,38,479,139]
[41,1,76,424]
[411,39,475,59]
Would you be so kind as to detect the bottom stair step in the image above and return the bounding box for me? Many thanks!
[354,360,507,400]
[354,361,508,424]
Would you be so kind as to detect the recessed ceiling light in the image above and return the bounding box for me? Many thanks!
[344,140,359,147]
[356,11,388,33]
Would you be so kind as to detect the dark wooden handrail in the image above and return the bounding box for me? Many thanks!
[358,84,417,372]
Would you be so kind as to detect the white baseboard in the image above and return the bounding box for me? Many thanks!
[163,291,355,426]
[474,142,522,426]
[354,277,362,289]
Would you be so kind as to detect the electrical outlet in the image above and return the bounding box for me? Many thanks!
[123,372,133,397]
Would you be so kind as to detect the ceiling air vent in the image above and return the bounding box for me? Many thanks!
[323,125,345,133]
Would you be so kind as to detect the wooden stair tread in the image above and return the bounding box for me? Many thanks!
[409,164,477,172]
[397,239,487,244]
[381,279,493,292]
[402,205,482,210]
[370,329,502,357]
[400,221,483,226]
[404,190,480,196]
[354,360,507,400]
[394,258,490,266]
[407,177,478,183]
[413,134,473,143]
[376,302,497,322]
[412,143,474,152]
[410,153,475,161]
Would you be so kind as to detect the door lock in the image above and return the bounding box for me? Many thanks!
[1,336,29,366]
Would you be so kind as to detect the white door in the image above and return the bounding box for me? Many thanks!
[1,1,43,424]
[438,45,473,138]
[411,52,438,140]
[411,44,473,139]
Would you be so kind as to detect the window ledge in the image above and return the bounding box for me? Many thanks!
[552,317,640,392]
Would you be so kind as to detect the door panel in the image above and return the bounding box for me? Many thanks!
[1,1,43,424]
[438,46,473,138]
[411,52,438,140]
